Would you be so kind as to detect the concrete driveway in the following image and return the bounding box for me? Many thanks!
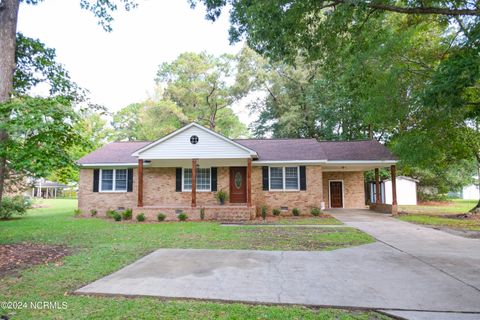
[76,210,480,317]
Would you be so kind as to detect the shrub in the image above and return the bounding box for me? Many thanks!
[136,213,145,222]
[122,208,133,220]
[90,209,97,217]
[113,212,122,221]
[310,207,321,216]
[292,208,300,216]
[261,205,268,220]
[0,196,31,219]
[106,209,117,218]
[215,189,229,204]
[200,207,205,220]
[272,208,281,216]
[73,208,82,216]
[157,213,166,221]
[178,213,188,221]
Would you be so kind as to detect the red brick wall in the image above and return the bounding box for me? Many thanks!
[322,171,365,209]
[79,166,366,218]
[78,168,138,216]
[250,165,324,215]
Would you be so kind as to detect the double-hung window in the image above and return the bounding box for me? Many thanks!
[183,168,211,191]
[269,166,299,191]
[100,169,128,192]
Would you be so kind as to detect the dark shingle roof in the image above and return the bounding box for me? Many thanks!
[77,141,150,164]
[234,139,327,161]
[77,138,396,164]
[318,140,397,161]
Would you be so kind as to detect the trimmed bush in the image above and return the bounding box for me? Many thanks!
[272,208,281,216]
[200,207,205,220]
[177,213,188,221]
[157,213,166,221]
[73,208,82,216]
[90,209,97,217]
[106,209,117,218]
[310,207,321,216]
[0,196,31,219]
[292,208,300,216]
[136,213,145,222]
[113,212,122,221]
[122,208,133,220]
[261,205,268,220]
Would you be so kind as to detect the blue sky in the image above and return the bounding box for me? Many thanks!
[17,0,249,120]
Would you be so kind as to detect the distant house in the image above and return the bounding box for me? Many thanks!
[462,176,479,200]
[77,122,398,221]
[368,176,418,206]
[30,178,69,199]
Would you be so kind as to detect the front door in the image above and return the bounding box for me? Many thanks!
[230,167,247,203]
[330,181,343,208]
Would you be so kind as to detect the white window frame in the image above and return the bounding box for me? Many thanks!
[99,169,128,193]
[268,166,300,192]
[182,167,212,192]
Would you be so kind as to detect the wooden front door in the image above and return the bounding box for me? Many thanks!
[230,167,247,203]
[330,181,343,208]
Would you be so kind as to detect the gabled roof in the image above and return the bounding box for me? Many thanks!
[77,141,150,165]
[131,122,258,157]
[77,123,397,165]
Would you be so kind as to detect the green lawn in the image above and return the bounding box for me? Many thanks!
[0,199,383,320]
[399,199,477,215]
[398,214,480,231]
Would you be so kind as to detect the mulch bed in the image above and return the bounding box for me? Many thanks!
[238,214,335,224]
[0,243,70,277]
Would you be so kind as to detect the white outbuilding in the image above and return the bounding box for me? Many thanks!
[369,176,418,205]
[462,176,479,200]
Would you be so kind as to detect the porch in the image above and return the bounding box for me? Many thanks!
[135,157,254,221]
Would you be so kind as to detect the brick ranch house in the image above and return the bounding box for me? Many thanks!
[77,122,398,221]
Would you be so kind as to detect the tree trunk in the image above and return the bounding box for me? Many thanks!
[0,0,20,204]
[470,154,480,213]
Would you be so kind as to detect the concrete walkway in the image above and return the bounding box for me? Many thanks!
[330,209,480,291]
[76,210,480,317]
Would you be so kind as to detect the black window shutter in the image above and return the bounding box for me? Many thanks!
[127,168,133,192]
[211,167,217,191]
[93,169,99,192]
[300,166,307,190]
[262,166,269,191]
[175,168,182,192]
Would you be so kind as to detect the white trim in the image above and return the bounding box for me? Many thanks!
[182,167,212,192]
[131,123,258,157]
[325,160,397,165]
[80,163,139,167]
[268,166,300,192]
[254,160,327,165]
[328,180,345,209]
[99,168,128,193]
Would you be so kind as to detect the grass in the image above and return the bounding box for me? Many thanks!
[398,199,480,232]
[399,199,477,215]
[0,199,383,320]
[398,215,480,231]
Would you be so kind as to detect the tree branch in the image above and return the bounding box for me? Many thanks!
[320,1,480,16]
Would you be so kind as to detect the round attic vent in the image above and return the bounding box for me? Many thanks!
[190,135,199,144]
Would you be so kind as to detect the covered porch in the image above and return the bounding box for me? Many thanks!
[134,158,255,221]
[322,161,398,214]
